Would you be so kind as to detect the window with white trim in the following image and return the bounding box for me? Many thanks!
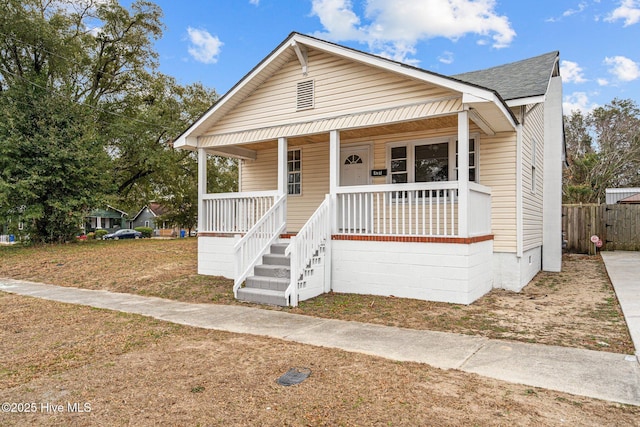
[455,138,477,181]
[287,149,302,195]
[388,136,478,184]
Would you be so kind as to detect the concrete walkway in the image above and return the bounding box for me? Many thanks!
[601,251,640,360]
[1,275,639,406]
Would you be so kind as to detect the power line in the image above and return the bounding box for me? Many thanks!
[0,28,143,85]
[1,67,177,132]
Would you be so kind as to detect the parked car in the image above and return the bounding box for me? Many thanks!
[103,229,142,240]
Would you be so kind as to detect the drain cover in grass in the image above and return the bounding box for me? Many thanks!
[276,367,311,386]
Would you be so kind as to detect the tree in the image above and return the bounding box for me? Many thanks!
[0,77,112,243]
[0,0,167,241]
[0,1,231,241]
[563,98,640,203]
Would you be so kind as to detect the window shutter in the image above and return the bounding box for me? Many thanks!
[296,80,314,111]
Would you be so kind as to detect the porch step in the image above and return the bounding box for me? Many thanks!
[237,287,288,306]
[245,276,290,291]
[238,242,291,306]
[262,253,290,266]
[254,264,291,278]
[269,243,289,255]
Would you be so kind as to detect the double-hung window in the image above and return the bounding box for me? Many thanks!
[287,149,302,195]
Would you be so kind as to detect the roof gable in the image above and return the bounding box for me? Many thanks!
[175,32,551,149]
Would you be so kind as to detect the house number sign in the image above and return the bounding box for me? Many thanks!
[371,169,387,177]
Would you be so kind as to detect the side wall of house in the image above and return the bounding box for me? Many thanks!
[490,102,546,292]
[492,246,541,292]
[522,103,545,253]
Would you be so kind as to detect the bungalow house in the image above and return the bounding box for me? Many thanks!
[129,202,177,236]
[175,32,564,307]
[84,205,128,233]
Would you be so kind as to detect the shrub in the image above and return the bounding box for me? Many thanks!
[95,229,108,239]
[135,226,153,238]
[86,232,95,240]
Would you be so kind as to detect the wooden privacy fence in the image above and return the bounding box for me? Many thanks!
[563,204,640,253]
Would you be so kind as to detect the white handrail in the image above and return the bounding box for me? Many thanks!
[285,195,331,307]
[233,195,287,296]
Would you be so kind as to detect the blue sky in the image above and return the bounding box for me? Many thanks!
[139,0,639,115]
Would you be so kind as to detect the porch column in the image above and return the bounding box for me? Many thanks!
[329,130,340,195]
[197,147,207,232]
[458,110,469,237]
[277,137,288,197]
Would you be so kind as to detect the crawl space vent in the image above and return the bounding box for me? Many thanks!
[296,80,314,111]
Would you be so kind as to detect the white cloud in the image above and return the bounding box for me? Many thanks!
[249,0,260,5]
[604,55,640,81]
[186,27,223,64]
[438,51,454,64]
[597,78,609,86]
[546,2,589,22]
[605,0,640,26]
[310,0,516,63]
[560,60,587,83]
[563,2,588,17]
[563,92,599,114]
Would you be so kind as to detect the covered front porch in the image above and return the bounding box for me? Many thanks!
[196,111,495,306]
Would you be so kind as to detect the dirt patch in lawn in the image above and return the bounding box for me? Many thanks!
[0,239,634,354]
[1,293,638,426]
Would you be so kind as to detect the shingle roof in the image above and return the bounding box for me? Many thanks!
[451,51,559,101]
[618,193,640,204]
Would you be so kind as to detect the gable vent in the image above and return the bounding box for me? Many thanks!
[296,80,314,111]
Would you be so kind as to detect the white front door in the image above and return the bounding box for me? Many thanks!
[340,146,370,186]
[339,146,371,233]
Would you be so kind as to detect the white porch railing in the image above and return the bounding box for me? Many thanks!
[468,182,492,236]
[201,191,278,233]
[285,195,332,307]
[233,195,287,297]
[335,182,461,236]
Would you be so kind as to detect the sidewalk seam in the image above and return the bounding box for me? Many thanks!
[457,341,489,370]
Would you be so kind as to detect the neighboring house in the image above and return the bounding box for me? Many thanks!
[174,32,564,307]
[130,203,177,236]
[85,205,128,233]
[606,188,640,204]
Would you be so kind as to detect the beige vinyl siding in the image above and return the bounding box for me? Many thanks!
[287,143,330,232]
[240,143,329,233]
[480,133,518,253]
[522,103,545,251]
[240,147,278,193]
[206,49,460,138]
